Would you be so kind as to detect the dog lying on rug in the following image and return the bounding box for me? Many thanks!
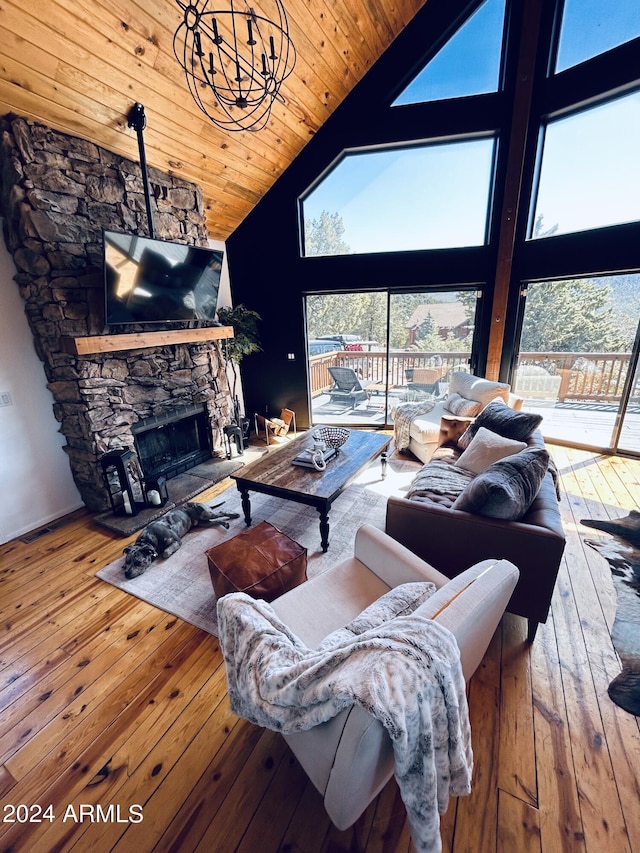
[123,501,239,579]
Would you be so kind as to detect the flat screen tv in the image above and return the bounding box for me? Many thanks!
[104,230,224,325]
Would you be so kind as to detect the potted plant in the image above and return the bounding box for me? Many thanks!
[217,304,262,437]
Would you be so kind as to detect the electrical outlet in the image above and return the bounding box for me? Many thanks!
[287,353,295,360]
[0,392,13,407]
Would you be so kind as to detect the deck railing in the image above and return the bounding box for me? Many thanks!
[309,350,634,402]
[517,352,632,402]
[309,350,472,396]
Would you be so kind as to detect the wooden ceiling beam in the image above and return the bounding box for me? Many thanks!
[485,0,544,381]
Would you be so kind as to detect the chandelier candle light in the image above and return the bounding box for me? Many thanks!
[174,0,296,132]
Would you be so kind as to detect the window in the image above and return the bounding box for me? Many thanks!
[292,0,640,458]
[514,274,640,452]
[301,138,496,256]
[392,0,506,105]
[554,0,640,74]
[529,91,640,239]
[306,289,480,427]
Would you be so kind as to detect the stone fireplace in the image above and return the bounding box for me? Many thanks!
[132,404,212,482]
[0,115,235,512]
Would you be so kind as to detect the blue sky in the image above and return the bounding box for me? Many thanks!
[303,0,640,254]
[304,139,495,253]
[556,0,640,72]
[393,0,505,105]
[533,91,640,237]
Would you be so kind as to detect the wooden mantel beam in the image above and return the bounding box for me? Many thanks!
[60,326,234,356]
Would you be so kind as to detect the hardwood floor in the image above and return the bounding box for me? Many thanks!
[0,444,639,853]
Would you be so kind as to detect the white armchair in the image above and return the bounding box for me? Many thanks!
[269,524,519,831]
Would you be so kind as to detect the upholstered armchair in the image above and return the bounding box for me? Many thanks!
[396,371,523,464]
[266,524,519,831]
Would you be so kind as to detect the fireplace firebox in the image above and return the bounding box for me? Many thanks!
[133,405,212,482]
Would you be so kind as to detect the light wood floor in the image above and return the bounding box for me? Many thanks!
[1,444,639,853]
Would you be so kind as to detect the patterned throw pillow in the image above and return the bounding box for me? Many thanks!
[443,392,483,418]
[457,400,542,450]
[452,446,549,520]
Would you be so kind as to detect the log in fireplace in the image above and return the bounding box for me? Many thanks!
[132,404,212,482]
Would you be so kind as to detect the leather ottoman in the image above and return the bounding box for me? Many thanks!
[206,521,307,601]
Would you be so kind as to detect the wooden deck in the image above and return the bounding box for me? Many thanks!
[0,442,639,852]
[312,393,640,454]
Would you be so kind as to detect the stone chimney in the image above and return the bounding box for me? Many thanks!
[0,115,233,511]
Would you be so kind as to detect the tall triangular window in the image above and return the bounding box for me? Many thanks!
[554,0,640,74]
[392,0,506,106]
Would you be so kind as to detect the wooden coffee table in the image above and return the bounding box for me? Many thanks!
[231,430,391,552]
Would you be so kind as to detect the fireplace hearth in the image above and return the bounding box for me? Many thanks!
[133,404,212,482]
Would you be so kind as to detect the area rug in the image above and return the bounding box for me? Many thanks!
[96,453,420,636]
[581,510,640,716]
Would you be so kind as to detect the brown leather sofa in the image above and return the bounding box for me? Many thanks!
[385,430,565,642]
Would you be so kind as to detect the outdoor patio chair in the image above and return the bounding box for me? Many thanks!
[327,367,371,410]
[405,367,446,395]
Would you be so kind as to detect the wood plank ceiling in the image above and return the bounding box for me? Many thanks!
[0,0,428,240]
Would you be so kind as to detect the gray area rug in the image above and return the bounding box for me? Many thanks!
[96,453,419,635]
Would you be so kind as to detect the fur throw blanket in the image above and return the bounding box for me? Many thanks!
[217,583,473,853]
[393,400,436,451]
[408,458,475,504]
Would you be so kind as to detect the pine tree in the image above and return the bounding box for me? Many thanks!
[520,279,628,352]
[304,211,351,256]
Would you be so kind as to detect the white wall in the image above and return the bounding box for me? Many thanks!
[211,237,246,415]
[0,224,82,544]
[211,236,232,310]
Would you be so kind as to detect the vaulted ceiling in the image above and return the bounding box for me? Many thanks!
[0,0,428,240]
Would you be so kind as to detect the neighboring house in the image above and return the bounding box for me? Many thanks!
[406,303,472,345]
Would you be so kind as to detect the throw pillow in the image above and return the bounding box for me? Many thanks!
[444,392,483,418]
[457,400,542,449]
[449,371,510,405]
[454,426,527,475]
[452,446,550,520]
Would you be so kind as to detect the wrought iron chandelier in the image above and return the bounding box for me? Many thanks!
[174,0,296,132]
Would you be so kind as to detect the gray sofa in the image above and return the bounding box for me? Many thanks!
[387,404,565,642]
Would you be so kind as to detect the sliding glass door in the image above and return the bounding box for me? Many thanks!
[616,334,640,454]
[306,288,480,427]
[513,273,640,454]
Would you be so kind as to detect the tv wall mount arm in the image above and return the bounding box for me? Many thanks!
[127,103,156,239]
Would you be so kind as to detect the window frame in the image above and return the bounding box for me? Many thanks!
[298,132,500,258]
